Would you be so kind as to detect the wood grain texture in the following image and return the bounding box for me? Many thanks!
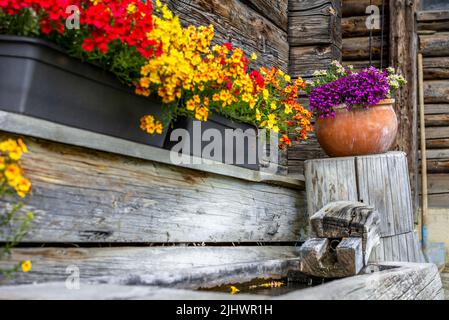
[289,0,341,47]
[0,262,443,300]
[342,0,386,17]
[304,157,358,217]
[0,132,308,243]
[240,0,289,31]
[389,0,419,220]
[356,152,415,237]
[342,15,389,38]
[309,201,380,264]
[426,127,449,139]
[427,159,449,173]
[425,104,449,115]
[0,246,301,287]
[426,114,449,126]
[289,44,341,79]
[423,57,449,80]
[369,232,426,263]
[167,0,289,72]
[424,80,449,104]
[342,36,388,60]
[420,32,449,57]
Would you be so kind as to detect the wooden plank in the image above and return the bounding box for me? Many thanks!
[426,127,449,139]
[424,80,449,104]
[289,0,340,12]
[342,0,387,17]
[343,36,388,60]
[426,114,449,126]
[425,104,449,114]
[0,246,301,287]
[356,153,415,237]
[426,148,449,159]
[390,0,419,221]
[0,132,308,243]
[369,232,425,263]
[428,193,449,208]
[417,10,449,22]
[167,0,289,72]
[240,0,288,31]
[342,60,382,69]
[304,157,358,217]
[288,1,341,47]
[289,44,341,78]
[419,32,449,57]
[342,15,389,38]
[427,159,449,173]
[427,139,449,149]
[423,57,449,80]
[0,262,443,300]
[427,174,449,194]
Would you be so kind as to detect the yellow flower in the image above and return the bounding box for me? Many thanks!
[0,156,5,170]
[270,102,277,110]
[255,109,261,121]
[21,260,32,273]
[140,115,164,135]
[230,286,240,295]
[17,139,28,153]
[251,52,257,60]
[126,3,137,14]
[16,177,32,198]
[284,74,291,82]
[263,89,269,101]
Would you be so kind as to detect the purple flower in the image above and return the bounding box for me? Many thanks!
[309,67,390,118]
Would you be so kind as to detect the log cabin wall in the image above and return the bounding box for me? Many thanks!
[167,0,290,72]
[417,8,449,262]
[287,0,341,177]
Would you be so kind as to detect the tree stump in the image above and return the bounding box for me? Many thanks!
[305,152,425,263]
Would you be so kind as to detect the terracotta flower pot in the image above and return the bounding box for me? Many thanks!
[315,99,398,157]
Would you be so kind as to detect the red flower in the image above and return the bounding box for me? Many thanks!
[223,42,233,51]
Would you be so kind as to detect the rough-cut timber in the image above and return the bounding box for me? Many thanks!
[0,246,301,287]
[167,0,289,72]
[424,80,449,104]
[342,36,388,61]
[342,0,385,17]
[310,201,380,264]
[369,232,426,263]
[299,237,364,278]
[0,131,308,243]
[305,153,424,263]
[0,263,443,300]
[390,0,419,217]
[289,44,342,78]
[288,0,341,47]
[423,57,449,80]
[342,15,389,38]
[420,32,449,57]
[426,114,449,127]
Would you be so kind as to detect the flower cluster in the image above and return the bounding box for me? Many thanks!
[0,0,159,83]
[308,61,407,118]
[136,2,312,148]
[0,139,31,198]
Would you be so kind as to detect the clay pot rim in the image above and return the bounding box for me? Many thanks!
[334,98,395,111]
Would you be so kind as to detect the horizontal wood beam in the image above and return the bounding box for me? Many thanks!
[423,57,449,80]
[424,80,449,104]
[0,246,301,287]
[343,36,388,61]
[419,32,449,57]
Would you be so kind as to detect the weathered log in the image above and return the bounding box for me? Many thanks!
[390,0,419,217]
[427,138,449,149]
[0,131,308,243]
[425,148,449,159]
[423,57,449,80]
[0,246,301,287]
[305,153,424,263]
[342,0,386,17]
[424,80,449,104]
[369,232,425,263]
[289,0,340,13]
[342,36,388,60]
[240,0,289,31]
[299,237,366,278]
[427,159,449,173]
[418,11,449,32]
[289,1,341,47]
[426,127,449,139]
[426,114,449,126]
[342,60,382,69]
[289,44,341,78]
[425,104,449,115]
[427,174,449,194]
[167,0,289,72]
[336,238,364,276]
[310,201,380,265]
[342,15,389,38]
[420,32,449,57]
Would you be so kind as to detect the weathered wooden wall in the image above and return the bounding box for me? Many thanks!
[168,0,289,72]
[287,0,341,177]
[418,9,449,264]
[0,131,308,243]
[418,10,449,208]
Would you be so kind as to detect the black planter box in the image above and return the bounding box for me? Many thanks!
[0,35,167,147]
[164,114,260,170]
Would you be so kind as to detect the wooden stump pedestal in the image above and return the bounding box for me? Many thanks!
[305,152,425,263]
